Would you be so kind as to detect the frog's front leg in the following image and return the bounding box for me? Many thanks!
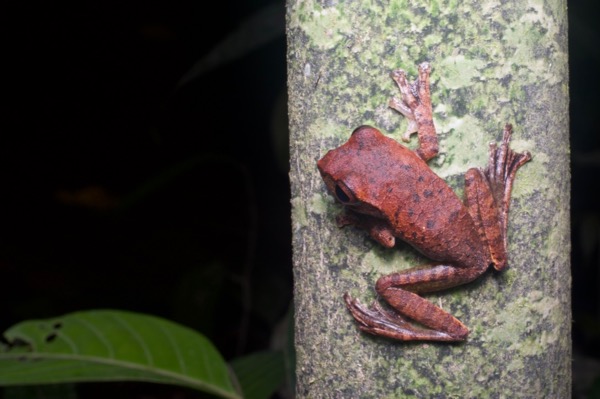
[345,263,484,341]
[388,62,438,161]
[336,211,396,248]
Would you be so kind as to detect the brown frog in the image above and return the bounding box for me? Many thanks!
[317,62,531,341]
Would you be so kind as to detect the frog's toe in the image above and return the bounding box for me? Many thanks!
[343,292,467,342]
[344,293,417,333]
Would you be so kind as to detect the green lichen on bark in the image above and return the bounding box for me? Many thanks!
[287,0,570,397]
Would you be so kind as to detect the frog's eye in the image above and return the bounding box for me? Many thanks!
[334,183,356,204]
[335,185,350,202]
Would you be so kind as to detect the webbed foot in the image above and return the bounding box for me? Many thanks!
[484,124,532,234]
[343,293,466,342]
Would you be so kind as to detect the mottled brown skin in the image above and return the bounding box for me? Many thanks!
[317,63,532,341]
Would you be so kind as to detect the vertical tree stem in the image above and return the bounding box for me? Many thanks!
[288,1,570,397]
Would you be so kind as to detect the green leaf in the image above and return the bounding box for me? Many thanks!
[0,310,241,399]
[230,351,284,399]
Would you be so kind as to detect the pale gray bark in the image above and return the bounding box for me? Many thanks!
[287,1,570,397]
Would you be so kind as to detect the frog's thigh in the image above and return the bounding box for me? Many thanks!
[376,264,482,295]
[464,168,507,269]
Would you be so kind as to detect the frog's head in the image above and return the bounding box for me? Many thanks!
[317,125,391,219]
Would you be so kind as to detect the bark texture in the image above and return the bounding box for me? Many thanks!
[287,0,570,397]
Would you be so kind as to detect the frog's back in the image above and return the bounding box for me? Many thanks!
[349,127,488,267]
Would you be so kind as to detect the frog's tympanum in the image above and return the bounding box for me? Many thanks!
[317,63,531,341]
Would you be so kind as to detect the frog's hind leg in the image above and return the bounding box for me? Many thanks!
[344,294,459,341]
[464,124,531,271]
[344,264,481,341]
[485,124,532,235]
[344,293,466,342]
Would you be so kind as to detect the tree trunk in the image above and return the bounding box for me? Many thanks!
[287,1,570,397]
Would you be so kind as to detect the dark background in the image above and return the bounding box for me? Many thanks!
[568,0,600,397]
[2,0,599,398]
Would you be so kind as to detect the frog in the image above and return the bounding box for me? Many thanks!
[316,62,532,341]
